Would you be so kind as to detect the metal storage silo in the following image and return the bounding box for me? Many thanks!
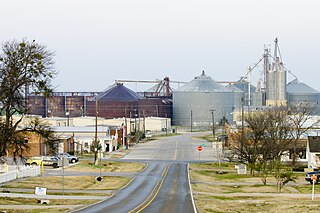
[287,79,320,114]
[173,71,235,127]
[225,84,244,112]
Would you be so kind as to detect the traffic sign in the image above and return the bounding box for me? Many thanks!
[198,146,203,152]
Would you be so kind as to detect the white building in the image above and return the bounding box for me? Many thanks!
[52,126,116,153]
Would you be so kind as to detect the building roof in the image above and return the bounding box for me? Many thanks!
[232,79,256,93]
[52,126,110,133]
[287,79,320,94]
[175,71,230,92]
[308,136,320,152]
[225,84,244,92]
[98,83,143,101]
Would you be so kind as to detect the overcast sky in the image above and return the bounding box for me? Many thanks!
[1,0,319,92]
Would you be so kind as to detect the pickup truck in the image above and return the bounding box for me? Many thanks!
[26,156,59,168]
[305,171,320,184]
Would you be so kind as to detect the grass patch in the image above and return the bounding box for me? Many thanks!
[293,183,320,193]
[2,176,130,190]
[67,160,145,173]
[0,197,98,206]
[210,196,237,201]
[190,162,236,170]
[154,133,180,138]
[0,209,70,213]
[191,169,250,183]
[191,162,318,212]
[194,134,215,142]
[0,197,99,213]
[0,190,111,196]
[193,183,290,194]
[194,194,320,213]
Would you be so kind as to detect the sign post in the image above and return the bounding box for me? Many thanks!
[197,146,203,164]
[312,175,317,200]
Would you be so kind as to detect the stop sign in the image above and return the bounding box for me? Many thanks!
[197,146,203,152]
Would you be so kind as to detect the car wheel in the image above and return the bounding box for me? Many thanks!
[71,159,76,163]
[31,162,37,166]
[52,163,58,168]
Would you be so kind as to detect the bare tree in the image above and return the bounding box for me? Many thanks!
[287,103,317,167]
[0,39,56,161]
[232,107,292,184]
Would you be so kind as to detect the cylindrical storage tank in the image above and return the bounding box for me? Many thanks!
[225,84,243,111]
[173,71,235,127]
[287,79,320,115]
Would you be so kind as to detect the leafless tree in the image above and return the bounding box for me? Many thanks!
[232,107,293,184]
[287,103,317,167]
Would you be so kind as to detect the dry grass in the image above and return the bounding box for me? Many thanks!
[194,194,320,213]
[190,168,306,184]
[2,176,130,190]
[193,183,291,194]
[66,160,145,173]
[0,209,70,213]
[0,197,99,213]
[190,163,319,212]
[0,197,98,206]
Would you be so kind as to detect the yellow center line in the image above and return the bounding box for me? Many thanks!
[128,163,171,213]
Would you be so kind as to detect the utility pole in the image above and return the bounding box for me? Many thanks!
[143,110,146,135]
[138,110,140,143]
[190,110,193,132]
[94,97,98,164]
[165,113,168,135]
[210,109,216,140]
[241,96,244,162]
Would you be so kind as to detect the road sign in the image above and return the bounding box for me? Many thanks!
[312,175,317,182]
[198,146,203,152]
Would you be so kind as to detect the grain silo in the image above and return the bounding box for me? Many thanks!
[94,83,143,118]
[287,79,320,114]
[173,71,236,127]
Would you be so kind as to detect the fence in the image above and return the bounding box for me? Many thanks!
[0,165,40,184]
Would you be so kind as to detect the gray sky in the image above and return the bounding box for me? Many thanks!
[1,0,319,92]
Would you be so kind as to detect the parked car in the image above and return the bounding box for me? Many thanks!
[305,171,320,184]
[26,156,59,168]
[145,130,152,138]
[57,153,79,163]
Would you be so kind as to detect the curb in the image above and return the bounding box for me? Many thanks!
[188,163,197,213]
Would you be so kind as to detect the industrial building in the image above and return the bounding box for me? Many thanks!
[287,79,320,115]
[28,82,172,121]
[173,71,241,127]
[26,39,320,130]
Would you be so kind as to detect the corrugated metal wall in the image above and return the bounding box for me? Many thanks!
[173,91,235,126]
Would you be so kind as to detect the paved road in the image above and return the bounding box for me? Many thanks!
[141,163,194,213]
[76,162,168,213]
[123,131,214,162]
[76,132,213,213]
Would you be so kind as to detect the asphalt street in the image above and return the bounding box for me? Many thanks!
[76,131,214,213]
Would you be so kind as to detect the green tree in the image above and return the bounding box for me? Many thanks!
[0,39,56,161]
